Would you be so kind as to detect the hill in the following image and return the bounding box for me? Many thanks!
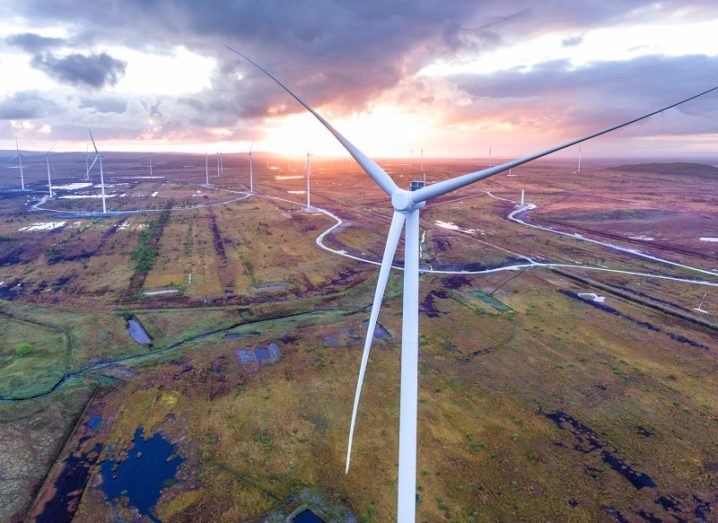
[611,162,718,177]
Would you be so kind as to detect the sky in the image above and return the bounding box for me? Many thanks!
[1,0,718,159]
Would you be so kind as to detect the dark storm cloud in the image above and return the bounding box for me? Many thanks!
[0,91,57,119]
[5,32,65,52]
[31,52,127,88]
[449,54,718,136]
[4,0,718,143]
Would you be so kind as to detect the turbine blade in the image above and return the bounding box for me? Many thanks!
[86,154,99,176]
[346,210,406,473]
[88,128,98,154]
[225,46,398,197]
[410,85,718,204]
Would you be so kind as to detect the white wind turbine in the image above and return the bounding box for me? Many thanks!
[7,140,26,190]
[204,153,210,186]
[149,152,153,177]
[248,143,254,193]
[305,150,313,210]
[227,46,718,523]
[45,146,55,198]
[216,151,221,177]
[85,144,90,180]
[86,129,108,214]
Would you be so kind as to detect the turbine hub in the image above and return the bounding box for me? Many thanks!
[391,189,415,212]
[391,188,424,212]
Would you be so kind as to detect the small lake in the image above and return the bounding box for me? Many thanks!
[100,427,183,521]
[127,318,152,344]
[294,509,325,522]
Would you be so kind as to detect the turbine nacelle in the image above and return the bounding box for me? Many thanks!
[391,188,424,213]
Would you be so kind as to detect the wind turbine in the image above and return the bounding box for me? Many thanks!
[305,151,313,210]
[216,152,221,177]
[204,153,210,187]
[7,140,26,190]
[248,143,254,193]
[86,129,108,214]
[85,144,90,180]
[226,46,718,523]
[694,292,709,314]
[578,144,582,173]
[149,152,153,177]
[45,146,55,198]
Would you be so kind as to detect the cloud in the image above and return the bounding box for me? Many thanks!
[561,35,583,47]
[31,52,127,88]
[0,91,58,119]
[3,0,718,149]
[442,54,718,138]
[5,32,65,52]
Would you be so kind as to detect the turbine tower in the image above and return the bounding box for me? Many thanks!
[305,151,312,210]
[85,145,90,180]
[248,143,254,193]
[149,152,153,177]
[216,152,221,177]
[45,147,54,198]
[8,140,26,190]
[204,153,210,186]
[86,129,108,214]
[227,46,718,523]
[578,144,582,173]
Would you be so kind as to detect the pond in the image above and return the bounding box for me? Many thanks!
[127,318,152,345]
[293,509,325,522]
[100,427,183,521]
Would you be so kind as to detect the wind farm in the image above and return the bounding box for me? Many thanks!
[1,2,718,522]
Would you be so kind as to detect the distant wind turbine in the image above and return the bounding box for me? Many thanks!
[305,151,313,210]
[85,144,90,180]
[149,152,153,177]
[86,129,108,214]
[7,140,26,190]
[204,153,210,186]
[216,152,221,177]
[226,45,718,523]
[248,143,254,193]
[45,146,55,198]
[578,144,582,173]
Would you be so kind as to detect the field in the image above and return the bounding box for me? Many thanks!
[0,151,717,521]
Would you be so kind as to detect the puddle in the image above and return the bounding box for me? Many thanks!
[51,182,93,190]
[434,220,477,234]
[223,331,259,339]
[545,410,656,490]
[87,415,102,431]
[18,221,66,232]
[237,342,281,366]
[100,427,183,521]
[127,318,152,345]
[578,292,606,303]
[362,319,390,340]
[293,509,326,522]
[143,289,179,296]
[254,283,286,293]
[37,444,103,523]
